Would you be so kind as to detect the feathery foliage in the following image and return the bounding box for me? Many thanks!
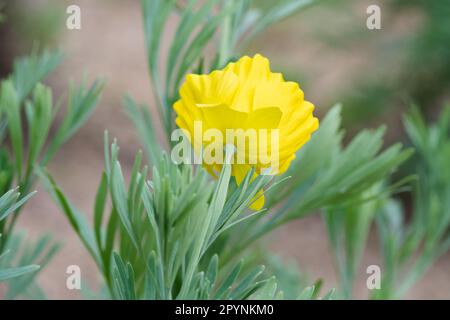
[0,49,102,298]
[0,189,38,283]
[374,105,450,299]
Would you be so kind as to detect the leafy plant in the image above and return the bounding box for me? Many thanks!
[25,0,445,301]
[374,105,450,299]
[0,49,103,298]
[121,0,414,300]
[0,188,59,299]
[0,50,103,244]
[133,0,316,158]
[41,133,279,299]
[0,188,37,282]
[316,105,450,299]
[323,184,383,299]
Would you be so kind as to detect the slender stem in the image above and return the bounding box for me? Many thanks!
[218,1,233,68]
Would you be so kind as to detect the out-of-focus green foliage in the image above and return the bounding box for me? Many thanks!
[393,0,450,108]
[3,1,63,47]
[263,254,335,300]
[323,184,383,299]
[319,104,450,299]
[0,189,37,282]
[0,5,5,25]
[334,0,450,127]
[0,232,59,299]
[0,50,103,245]
[0,189,57,300]
[0,50,102,298]
[374,105,450,299]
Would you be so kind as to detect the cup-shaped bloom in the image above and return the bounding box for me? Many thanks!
[173,54,319,209]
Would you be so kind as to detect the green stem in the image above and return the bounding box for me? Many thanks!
[218,1,233,68]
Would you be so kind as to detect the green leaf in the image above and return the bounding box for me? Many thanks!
[43,79,103,165]
[0,264,39,281]
[37,169,100,266]
[205,254,218,295]
[166,0,218,91]
[112,253,136,300]
[4,233,59,299]
[249,276,278,300]
[0,80,23,180]
[25,83,53,176]
[297,285,315,300]
[12,50,62,102]
[0,189,36,221]
[229,265,265,299]
[123,95,161,166]
[321,288,336,300]
[110,161,140,251]
[94,172,108,251]
[241,0,314,47]
[213,261,242,299]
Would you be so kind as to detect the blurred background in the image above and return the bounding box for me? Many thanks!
[1,0,449,298]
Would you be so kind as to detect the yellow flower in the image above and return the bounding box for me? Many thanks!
[173,54,319,209]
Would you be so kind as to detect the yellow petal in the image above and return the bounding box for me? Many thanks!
[180,71,239,107]
[198,103,248,132]
[226,54,272,112]
[246,107,283,130]
[224,54,271,85]
[253,81,304,113]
